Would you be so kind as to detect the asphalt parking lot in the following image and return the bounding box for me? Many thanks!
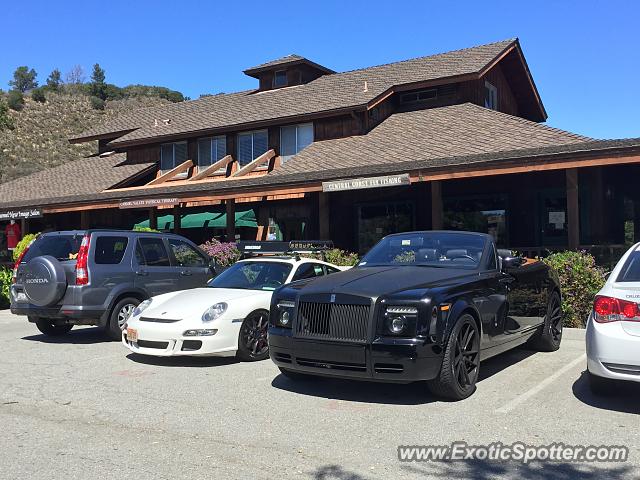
[1,310,638,480]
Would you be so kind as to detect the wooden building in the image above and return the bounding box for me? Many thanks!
[1,38,639,265]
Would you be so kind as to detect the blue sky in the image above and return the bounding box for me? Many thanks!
[3,0,639,139]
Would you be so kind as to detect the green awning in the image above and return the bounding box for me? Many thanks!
[134,209,257,230]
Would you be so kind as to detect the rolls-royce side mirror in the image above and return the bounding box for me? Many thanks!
[502,256,524,270]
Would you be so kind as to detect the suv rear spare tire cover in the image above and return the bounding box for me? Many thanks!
[23,255,68,307]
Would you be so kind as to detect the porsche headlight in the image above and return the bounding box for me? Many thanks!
[382,306,418,336]
[133,299,152,317]
[275,300,295,328]
[202,302,227,322]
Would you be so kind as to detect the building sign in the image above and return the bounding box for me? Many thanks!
[119,198,179,209]
[322,174,410,193]
[0,208,43,220]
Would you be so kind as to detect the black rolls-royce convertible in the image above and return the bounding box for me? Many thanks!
[268,231,562,400]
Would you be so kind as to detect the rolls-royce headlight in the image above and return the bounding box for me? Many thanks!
[383,306,418,336]
[202,302,227,322]
[133,299,152,317]
[276,300,295,328]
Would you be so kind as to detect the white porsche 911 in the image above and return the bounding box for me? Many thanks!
[122,255,345,361]
[586,242,640,393]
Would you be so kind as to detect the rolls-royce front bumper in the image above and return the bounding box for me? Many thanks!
[268,328,443,383]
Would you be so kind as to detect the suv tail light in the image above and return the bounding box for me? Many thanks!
[593,295,640,323]
[75,234,91,285]
[12,246,30,284]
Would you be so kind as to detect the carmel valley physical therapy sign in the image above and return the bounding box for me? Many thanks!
[322,174,411,192]
[119,198,179,209]
[0,208,43,220]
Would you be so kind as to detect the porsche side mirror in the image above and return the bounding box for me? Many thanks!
[502,256,524,270]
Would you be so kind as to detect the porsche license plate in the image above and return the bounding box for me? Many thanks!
[126,328,138,342]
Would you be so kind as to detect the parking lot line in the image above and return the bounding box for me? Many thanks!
[495,354,586,414]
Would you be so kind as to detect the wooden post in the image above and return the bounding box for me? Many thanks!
[226,199,235,241]
[173,205,181,234]
[256,203,269,241]
[80,211,90,229]
[318,192,330,240]
[431,180,443,230]
[21,218,27,236]
[566,168,580,250]
[149,208,157,231]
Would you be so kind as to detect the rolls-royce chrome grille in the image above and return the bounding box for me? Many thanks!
[295,301,370,343]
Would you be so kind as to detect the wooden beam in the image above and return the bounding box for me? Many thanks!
[318,192,330,239]
[231,150,275,177]
[149,208,157,230]
[173,205,181,234]
[255,202,269,241]
[226,199,235,241]
[189,155,233,181]
[147,159,193,186]
[431,180,443,230]
[566,168,580,250]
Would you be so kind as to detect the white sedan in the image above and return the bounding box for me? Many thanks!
[122,256,346,361]
[586,242,640,393]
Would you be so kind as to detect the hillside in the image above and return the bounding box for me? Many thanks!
[0,92,173,184]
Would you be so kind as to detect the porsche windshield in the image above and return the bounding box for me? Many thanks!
[359,232,487,269]
[208,261,292,291]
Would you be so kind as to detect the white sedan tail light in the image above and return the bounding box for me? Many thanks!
[593,295,640,323]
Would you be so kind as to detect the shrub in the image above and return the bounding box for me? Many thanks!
[89,95,105,110]
[13,233,38,262]
[312,248,360,267]
[7,90,25,111]
[0,268,11,309]
[543,250,606,328]
[132,226,159,233]
[200,239,241,267]
[0,100,13,130]
[31,87,46,103]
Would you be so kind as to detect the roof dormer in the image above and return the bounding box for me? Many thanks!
[243,54,334,91]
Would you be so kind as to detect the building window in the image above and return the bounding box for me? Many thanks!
[484,81,498,110]
[197,136,226,170]
[280,123,314,163]
[273,70,287,88]
[399,89,437,104]
[443,194,508,247]
[237,130,268,167]
[160,141,187,174]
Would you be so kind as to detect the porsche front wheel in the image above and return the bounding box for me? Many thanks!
[427,314,480,401]
[236,310,270,362]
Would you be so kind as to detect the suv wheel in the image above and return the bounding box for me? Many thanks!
[33,317,73,336]
[106,297,140,341]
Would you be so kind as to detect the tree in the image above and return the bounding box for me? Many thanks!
[46,69,62,91]
[7,90,25,111]
[0,100,14,130]
[9,66,38,92]
[65,65,85,84]
[89,95,105,110]
[90,63,107,100]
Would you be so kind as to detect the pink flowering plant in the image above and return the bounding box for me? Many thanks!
[200,238,242,267]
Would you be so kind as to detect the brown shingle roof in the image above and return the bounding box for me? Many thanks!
[243,54,335,76]
[70,39,524,146]
[274,103,591,176]
[0,153,154,209]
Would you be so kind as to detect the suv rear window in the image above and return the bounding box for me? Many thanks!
[617,251,640,282]
[23,235,82,262]
[94,236,128,265]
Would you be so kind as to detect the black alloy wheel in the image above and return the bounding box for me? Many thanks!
[528,292,563,352]
[427,314,480,401]
[237,310,270,361]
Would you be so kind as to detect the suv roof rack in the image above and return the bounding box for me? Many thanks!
[237,240,333,260]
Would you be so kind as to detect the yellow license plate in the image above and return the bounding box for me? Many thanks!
[126,328,138,342]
